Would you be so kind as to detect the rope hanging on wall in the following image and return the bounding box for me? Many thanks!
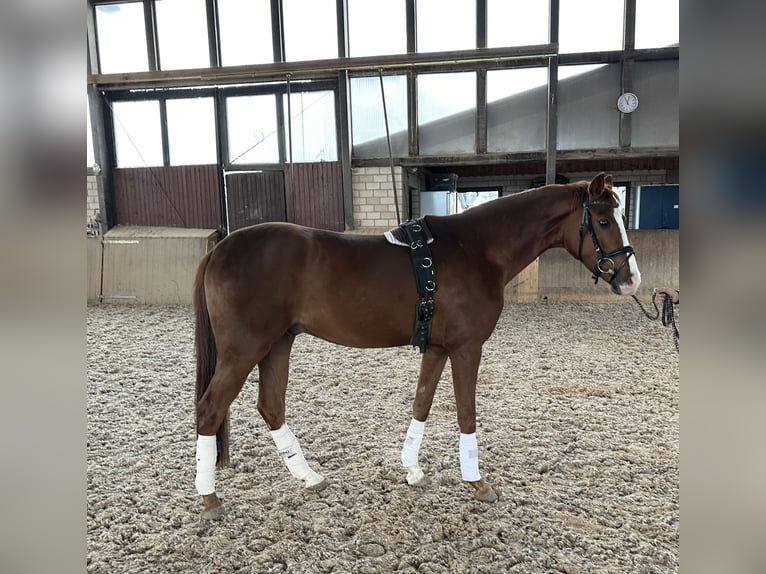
[379,69,401,226]
[286,73,297,224]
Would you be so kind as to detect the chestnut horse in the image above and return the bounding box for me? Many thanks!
[193,173,641,519]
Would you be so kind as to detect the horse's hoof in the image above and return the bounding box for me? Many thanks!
[200,492,224,520]
[467,479,498,503]
[409,474,430,487]
[200,504,226,521]
[306,478,329,491]
[405,465,428,486]
[473,486,498,503]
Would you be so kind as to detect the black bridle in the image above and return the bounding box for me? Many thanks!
[578,197,635,286]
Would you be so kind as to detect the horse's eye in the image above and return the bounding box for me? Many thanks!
[598,219,610,227]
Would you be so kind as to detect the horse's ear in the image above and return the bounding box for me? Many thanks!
[604,174,613,188]
[588,172,607,200]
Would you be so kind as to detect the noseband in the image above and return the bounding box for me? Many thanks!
[578,197,635,285]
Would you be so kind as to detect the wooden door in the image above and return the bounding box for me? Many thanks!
[284,162,344,231]
[225,171,286,232]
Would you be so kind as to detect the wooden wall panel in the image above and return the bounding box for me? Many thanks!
[504,229,678,302]
[112,165,220,229]
[225,171,286,231]
[99,227,218,304]
[285,162,344,231]
[111,163,345,232]
[87,237,103,302]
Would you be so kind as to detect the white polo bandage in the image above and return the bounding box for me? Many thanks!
[270,424,325,487]
[459,432,481,481]
[401,418,425,467]
[195,434,217,495]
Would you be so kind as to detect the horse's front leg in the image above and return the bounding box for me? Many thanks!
[450,345,498,503]
[401,347,448,486]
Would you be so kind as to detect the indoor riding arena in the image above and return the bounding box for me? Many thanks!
[87,1,679,572]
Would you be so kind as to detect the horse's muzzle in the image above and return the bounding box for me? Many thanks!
[613,275,640,296]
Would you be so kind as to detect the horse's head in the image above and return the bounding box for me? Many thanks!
[570,173,641,296]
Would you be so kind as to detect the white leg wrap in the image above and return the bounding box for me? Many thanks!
[459,432,481,482]
[401,418,425,466]
[270,424,325,487]
[401,418,426,485]
[195,434,217,495]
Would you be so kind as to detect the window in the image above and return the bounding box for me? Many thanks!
[155,0,210,70]
[283,0,338,61]
[559,0,624,53]
[418,72,476,155]
[631,60,679,147]
[166,98,217,165]
[94,3,149,74]
[348,0,407,57]
[634,185,679,229]
[112,101,163,168]
[227,95,280,165]
[635,0,679,49]
[350,75,408,158]
[283,91,338,162]
[613,184,627,218]
[218,0,274,66]
[487,67,548,152]
[416,0,476,53]
[487,0,549,47]
[456,190,500,214]
[557,64,620,150]
[559,64,606,81]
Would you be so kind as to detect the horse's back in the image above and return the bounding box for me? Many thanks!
[207,222,397,282]
[203,222,418,348]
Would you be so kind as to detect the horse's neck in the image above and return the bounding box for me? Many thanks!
[471,185,581,285]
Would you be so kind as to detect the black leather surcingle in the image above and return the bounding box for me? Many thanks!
[400,219,438,353]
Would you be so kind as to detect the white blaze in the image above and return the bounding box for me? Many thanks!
[614,206,641,295]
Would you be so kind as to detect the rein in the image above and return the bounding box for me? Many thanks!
[632,292,680,352]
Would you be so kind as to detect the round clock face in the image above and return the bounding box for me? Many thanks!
[617,92,639,113]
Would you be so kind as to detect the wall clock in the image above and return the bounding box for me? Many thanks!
[617,92,639,113]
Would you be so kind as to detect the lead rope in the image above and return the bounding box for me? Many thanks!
[632,293,680,352]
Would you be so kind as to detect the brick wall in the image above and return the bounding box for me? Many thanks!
[87,175,100,227]
[351,166,407,233]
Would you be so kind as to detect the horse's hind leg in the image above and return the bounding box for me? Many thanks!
[258,333,327,491]
[196,353,260,520]
[401,347,448,486]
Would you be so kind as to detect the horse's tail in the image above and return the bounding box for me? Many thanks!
[193,250,230,468]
